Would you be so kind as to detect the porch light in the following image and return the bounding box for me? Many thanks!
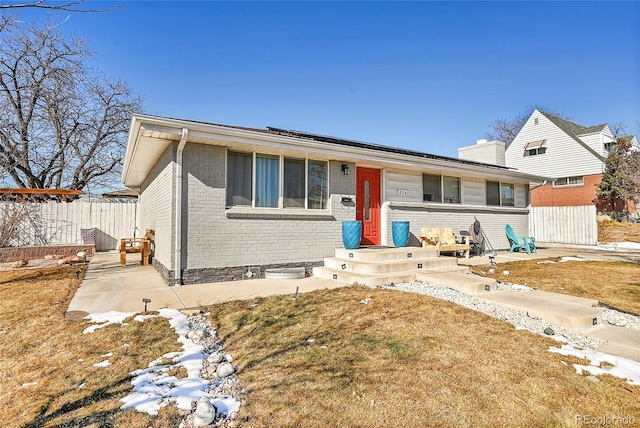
[341,164,349,175]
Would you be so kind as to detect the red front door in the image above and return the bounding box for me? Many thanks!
[356,167,381,246]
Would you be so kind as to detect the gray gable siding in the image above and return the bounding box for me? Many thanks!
[506,110,605,178]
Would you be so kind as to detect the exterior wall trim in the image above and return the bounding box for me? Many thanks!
[387,201,529,214]
[226,212,336,221]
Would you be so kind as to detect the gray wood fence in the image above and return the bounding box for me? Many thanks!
[1,199,140,251]
[529,205,597,246]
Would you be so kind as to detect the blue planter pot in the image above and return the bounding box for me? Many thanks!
[342,220,362,249]
[392,221,410,247]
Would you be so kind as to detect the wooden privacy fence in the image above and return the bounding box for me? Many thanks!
[1,199,139,251]
[529,205,597,246]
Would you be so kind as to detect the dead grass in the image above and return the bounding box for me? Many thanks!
[599,218,640,243]
[210,286,640,428]
[0,266,183,427]
[472,260,640,315]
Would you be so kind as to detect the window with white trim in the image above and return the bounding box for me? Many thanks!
[486,181,515,206]
[422,174,461,204]
[524,139,547,156]
[553,176,584,187]
[226,151,328,209]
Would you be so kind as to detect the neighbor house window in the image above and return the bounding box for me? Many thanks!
[226,151,253,206]
[486,181,514,206]
[604,142,615,153]
[553,176,584,187]
[526,147,546,156]
[422,174,460,204]
[524,140,546,156]
[226,151,328,209]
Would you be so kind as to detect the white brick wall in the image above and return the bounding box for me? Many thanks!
[181,144,356,269]
[140,143,175,268]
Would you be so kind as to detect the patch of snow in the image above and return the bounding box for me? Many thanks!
[597,242,640,251]
[21,381,38,387]
[100,352,113,358]
[120,308,210,416]
[558,257,591,262]
[134,314,158,322]
[360,298,371,304]
[93,360,111,368]
[212,396,241,415]
[549,344,640,386]
[83,311,138,334]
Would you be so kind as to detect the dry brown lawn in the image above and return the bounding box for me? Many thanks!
[211,286,640,428]
[472,260,640,315]
[599,218,640,243]
[0,266,184,427]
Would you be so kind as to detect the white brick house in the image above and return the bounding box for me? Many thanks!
[122,114,546,285]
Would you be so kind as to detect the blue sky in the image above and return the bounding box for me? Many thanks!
[14,1,640,158]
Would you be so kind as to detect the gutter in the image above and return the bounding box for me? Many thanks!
[174,128,188,285]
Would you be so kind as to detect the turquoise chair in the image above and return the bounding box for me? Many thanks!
[505,224,537,254]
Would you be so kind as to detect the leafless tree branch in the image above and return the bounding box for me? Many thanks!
[0,20,143,191]
[0,0,121,13]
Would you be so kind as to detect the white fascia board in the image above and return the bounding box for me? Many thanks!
[124,114,548,186]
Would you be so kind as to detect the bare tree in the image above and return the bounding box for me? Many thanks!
[0,21,142,191]
[487,106,571,146]
[1,1,119,33]
[0,0,118,12]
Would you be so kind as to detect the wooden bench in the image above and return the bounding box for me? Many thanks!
[120,229,154,268]
[420,227,470,258]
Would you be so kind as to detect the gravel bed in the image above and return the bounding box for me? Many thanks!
[384,280,613,349]
[180,311,245,428]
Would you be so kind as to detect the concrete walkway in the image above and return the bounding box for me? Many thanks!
[66,246,640,362]
[66,251,344,317]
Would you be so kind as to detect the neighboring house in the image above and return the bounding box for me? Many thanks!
[504,110,638,211]
[122,114,546,285]
[102,189,139,200]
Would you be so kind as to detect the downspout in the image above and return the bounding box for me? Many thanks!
[174,128,189,285]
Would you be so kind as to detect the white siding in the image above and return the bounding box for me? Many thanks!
[463,177,485,206]
[385,169,422,202]
[506,110,604,178]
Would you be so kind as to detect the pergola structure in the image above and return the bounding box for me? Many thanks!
[0,188,83,202]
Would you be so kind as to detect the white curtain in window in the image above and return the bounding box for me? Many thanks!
[256,154,279,207]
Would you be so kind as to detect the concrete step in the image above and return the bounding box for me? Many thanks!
[416,271,497,294]
[480,290,602,330]
[324,256,457,275]
[419,265,470,275]
[312,266,415,287]
[586,325,640,363]
[334,246,437,262]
